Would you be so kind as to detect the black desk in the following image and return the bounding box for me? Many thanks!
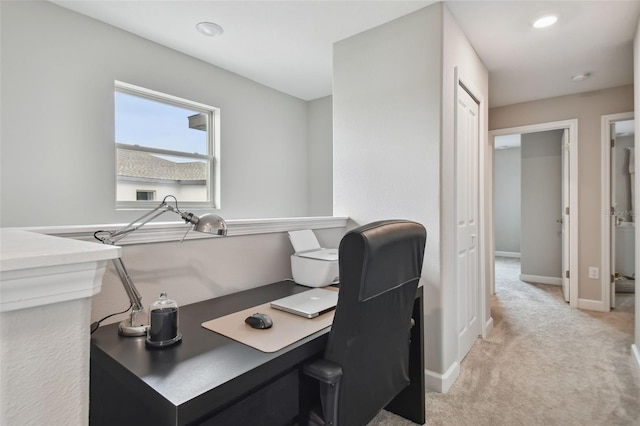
[90,281,425,425]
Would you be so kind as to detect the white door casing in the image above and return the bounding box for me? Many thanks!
[489,120,578,307]
[561,129,570,302]
[601,112,634,312]
[456,82,480,361]
[611,122,617,309]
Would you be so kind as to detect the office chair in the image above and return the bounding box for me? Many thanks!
[301,220,426,426]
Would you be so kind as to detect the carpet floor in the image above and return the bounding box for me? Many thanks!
[369,257,640,425]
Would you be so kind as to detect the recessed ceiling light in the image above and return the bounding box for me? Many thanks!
[196,22,224,37]
[533,15,558,29]
[572,73,591,82]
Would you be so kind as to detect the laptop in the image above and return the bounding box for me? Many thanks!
[270,288,339,318]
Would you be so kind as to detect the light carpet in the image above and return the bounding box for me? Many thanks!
[369,257,640,425]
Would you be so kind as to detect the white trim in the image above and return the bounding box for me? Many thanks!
[424,361,460,393]
[519,274,562,286]
[601,112,634,312]
[483,316,494,339]
[632,344,640,374]
[115,81,218,112]
[0,229,119,312]
[495,251,521,258]
[488,119,578,307]
[13,216,350,245]
[577,298,607,312]
[1,262,108,312]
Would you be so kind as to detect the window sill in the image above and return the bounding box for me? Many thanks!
[17,216,349,245]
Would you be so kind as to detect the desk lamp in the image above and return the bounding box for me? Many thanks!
[94,195,227,336]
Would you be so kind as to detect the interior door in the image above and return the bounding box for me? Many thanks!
[456,83,480,361]
[561,129,570,302]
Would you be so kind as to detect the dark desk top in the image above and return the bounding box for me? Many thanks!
[91,281,329,425]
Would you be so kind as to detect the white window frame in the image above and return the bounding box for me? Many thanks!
[115,81,221,211]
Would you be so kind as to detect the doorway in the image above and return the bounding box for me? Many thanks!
[601,112,635,311]
[494,130,567,298]
[488,120,578,307]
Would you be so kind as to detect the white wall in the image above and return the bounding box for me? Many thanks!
[333,6,441,228]
[333,3,489,392]
[520,130,563,279]
[0,1,318,227]
[494,148,521,254]
[1,299,91,425]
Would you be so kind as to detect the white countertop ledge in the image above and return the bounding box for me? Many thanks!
[0,229,121,312]
[1,229,121,271]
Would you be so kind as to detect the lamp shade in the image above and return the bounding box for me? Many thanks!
[194,213,228,236]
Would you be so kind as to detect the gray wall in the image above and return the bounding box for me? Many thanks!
[0,1,333,227]
[520,130,563,278]
[494,147,521,254]
[307,96,334,216]
[490,85,634,301]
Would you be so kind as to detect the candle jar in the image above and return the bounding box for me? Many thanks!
[146,292,182,347]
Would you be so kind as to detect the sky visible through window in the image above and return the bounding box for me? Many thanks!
[115,91,207,156]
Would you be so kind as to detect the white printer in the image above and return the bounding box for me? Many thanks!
[288,230,339,287]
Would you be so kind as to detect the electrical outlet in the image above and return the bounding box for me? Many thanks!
[588,267,599,279]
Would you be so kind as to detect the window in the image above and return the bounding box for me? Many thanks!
[114,81,220,209]
[136,190,156,201]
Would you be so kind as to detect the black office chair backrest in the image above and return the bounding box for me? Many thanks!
[324,220,426,426]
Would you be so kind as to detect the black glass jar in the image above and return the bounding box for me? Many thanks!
[146,292,182,347]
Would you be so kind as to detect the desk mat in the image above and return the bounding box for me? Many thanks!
[202,302,334,353]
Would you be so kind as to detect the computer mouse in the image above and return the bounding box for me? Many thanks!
[245,313,273,329]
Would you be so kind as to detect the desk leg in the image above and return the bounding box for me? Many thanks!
[385,287,425,424]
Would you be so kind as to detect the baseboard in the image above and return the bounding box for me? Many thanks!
[483,316,494,338]
[577,298,607,312]
[425,361,459,393]
[495,251,521,258]
[632,344,640,375]
[519,274,562,286]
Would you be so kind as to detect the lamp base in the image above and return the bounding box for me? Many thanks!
[118,321,149,336]
[118,310,149,336]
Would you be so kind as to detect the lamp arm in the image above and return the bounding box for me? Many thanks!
[111,257,144,313]
[108,202,177,244]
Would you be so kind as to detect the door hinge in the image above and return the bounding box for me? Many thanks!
[565,270,570,279]
[611,206,615,215]
[611,138,615,148]
[565,206,570,215]
[611,274,615,284]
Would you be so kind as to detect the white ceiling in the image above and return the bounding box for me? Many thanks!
[50,1,640,107]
